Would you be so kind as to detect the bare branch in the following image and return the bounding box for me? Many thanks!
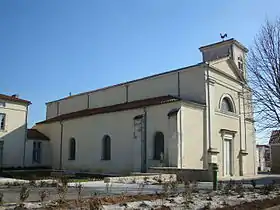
[247,17,280,132]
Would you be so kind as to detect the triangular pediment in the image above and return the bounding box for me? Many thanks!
[209,57,245,83]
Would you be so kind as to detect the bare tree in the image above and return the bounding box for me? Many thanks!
[247,17,280,131]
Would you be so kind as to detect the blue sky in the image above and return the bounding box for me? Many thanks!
[0,0,279,142]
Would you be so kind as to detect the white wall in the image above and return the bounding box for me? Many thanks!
[181,104,205,169]
[89,85,126,108]
[0,101,27,167]
[207,59,256,176]
[45,65,206,119]
[36,102,182,173]
[24,139,51,167]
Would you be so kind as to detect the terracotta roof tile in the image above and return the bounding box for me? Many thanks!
[0,94,31,105]
[269,130,280,144]
[27,129,50,141]
[37,95,182,124]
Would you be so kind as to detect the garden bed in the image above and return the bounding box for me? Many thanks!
[4,179,280,209]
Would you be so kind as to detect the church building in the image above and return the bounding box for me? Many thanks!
[35,38,257,177]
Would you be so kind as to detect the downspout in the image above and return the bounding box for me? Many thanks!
[22,104,29,167]
[179,108,183,168]
[143,107,147,172]
[59,121,64,170]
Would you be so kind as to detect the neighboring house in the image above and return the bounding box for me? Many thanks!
[0,94,31,168]
[256,145,270,172]
[25,129,51,168]
[35,38,257,177]
[269,130,280,173]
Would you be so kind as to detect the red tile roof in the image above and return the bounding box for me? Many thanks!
[27,129,50,141]
[269,130,280,145]
[37,95,182,124]
[0,94,31,105]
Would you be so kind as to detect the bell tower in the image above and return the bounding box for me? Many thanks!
[199,38,249,79]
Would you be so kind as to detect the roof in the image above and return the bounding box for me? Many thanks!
[37,95,184,124]
[46,63,202,104]
[199,38,249,53]
[269,130,280,145]
[27,129,50,141]
[0,94,31,105]
[256,144,269,148]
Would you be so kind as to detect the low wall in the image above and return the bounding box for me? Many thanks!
[148,167,213,182]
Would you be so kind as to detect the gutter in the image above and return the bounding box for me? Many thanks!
[22,105,29,167]
[59,121,64,170]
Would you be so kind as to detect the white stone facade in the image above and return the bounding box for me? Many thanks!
[32,39,257,177]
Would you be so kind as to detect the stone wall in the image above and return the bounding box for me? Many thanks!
[148,167,213,182]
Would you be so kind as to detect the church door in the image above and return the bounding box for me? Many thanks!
[223,138,232,176]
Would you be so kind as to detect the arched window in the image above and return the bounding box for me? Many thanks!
[69,138,76,160]
[102,135,111,160]
[154,132,164,160]
[221,97,234,113]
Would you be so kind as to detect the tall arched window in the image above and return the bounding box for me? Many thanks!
[102,135,111,160]
[69,138,76,160]
[221,97,234,113]
[154,132,164,160]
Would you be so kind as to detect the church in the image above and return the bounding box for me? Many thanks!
[35,38,257,177]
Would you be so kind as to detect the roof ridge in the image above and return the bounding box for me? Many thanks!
[0,94,31,105]
[37,95,183,124]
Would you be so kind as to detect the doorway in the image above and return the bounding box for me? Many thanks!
[223,138,232,176]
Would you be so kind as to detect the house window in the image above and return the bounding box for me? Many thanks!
[102,135,111,160]
[221,97,234,113]
[69,138,76,160]
[154,132,164,160]
[0,113,5,130]
[0,102,5,108]
[33,141,41,163]
[238,56,243,71]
